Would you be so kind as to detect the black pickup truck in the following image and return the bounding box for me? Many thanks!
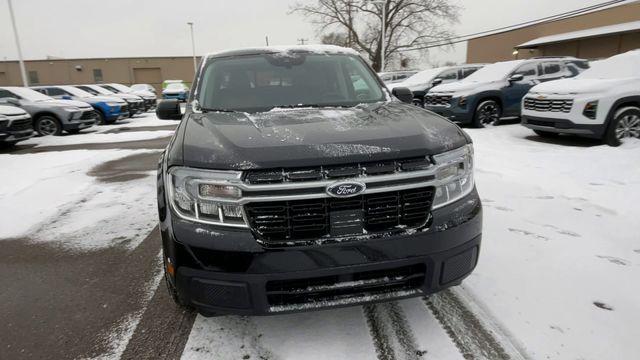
[156,45,482,316]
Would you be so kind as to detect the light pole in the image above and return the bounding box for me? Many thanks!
[187,22,197,73]
[367,0,386,72]
[7,0,28,86]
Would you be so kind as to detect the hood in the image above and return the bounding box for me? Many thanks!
[92,95,125,103]
[0,105,27,116]
[530,78,630,95]
[115,93,143,101]
[132,90,156,99]
[180,102,468,170]
[44,99,92,109]
[431,80,495,93]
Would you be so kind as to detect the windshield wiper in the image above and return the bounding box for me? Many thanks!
[200,107,238,113]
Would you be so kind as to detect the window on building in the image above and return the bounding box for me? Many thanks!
[93,69,103,83]
[28,71,39,84]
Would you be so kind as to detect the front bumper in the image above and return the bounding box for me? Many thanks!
[163,93,188,101]
[522,115,606,138]
[425,99,473,124]
[0,129,34,143]
[162,189,482,316]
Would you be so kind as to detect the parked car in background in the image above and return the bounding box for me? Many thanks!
[522,50,640,146]
[0,87,97,136]
[425,57,589,127]
[378,70,418,85]
[99,83,157,111]
[162,82,190,101]
[75,85,145,117]
[392,65,485,107]
[0,105,33,146]
[155,45,481,316]
[32,85,128,124]
[131,83,157,95]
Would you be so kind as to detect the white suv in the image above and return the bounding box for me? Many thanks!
[522,50,640,146]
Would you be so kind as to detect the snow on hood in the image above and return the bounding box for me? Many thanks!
[45,99,92,108]
[0,105,27,115]
[392,67,447,90]
[92,96,126,103]
[430,80,492,93]
[530,78,631,95]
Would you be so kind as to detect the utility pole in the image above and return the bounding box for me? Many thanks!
[265,36,270,46]
[7,0,28,86]
[297,38,309,45]
[187,22,197,73]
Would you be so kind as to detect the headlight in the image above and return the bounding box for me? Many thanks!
[0,114,8,121]
[62,106,80,112]
[432,144,475,209]
[167,167,247,226]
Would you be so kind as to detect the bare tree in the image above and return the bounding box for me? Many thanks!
[291,0,460,71]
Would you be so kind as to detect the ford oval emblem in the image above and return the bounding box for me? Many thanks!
[326,181,366,198]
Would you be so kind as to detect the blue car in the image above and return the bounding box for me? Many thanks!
[32,85,129,124]
[162,83,189,101]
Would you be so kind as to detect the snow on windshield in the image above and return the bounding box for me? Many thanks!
[463,60,525,82]
[88,85,115,95]
[578,50,640,79]
[167,83,187,90]
[399,68,446,86]
[8,87,52,102]
[60,86,93,98]
[109,83,132,92]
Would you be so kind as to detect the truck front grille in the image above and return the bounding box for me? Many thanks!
[524,98,573,113]
[8,118,32,131]
[424,94,453,107]
[245,187,435,245]
[266,264,426,311]
[80,110,98,120]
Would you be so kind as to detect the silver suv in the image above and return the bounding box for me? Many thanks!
[0,87,97,136]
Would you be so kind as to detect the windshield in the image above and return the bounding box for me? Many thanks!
[100,85,120,93]
[7,87,53,102]
[577,54,640,79]
[86,85,115,95]
[109,83,132,92]
[197,53,385,113]
[400,68,446,87]
[60,86,93,97]
[464,60,524,82]
[167,83,187,90]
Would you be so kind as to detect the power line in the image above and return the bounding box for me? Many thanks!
[399,0,629,52]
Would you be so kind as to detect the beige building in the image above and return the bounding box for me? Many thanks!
[0,56,201,93]
[467,1,640,63]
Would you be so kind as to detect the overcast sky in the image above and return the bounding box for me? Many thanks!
[0,0,627,66]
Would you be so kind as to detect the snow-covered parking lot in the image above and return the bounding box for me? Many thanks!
[1,114,638,360]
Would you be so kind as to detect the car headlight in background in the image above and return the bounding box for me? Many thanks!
[62,106,80,112]
[432,144,475,209]
[167,167,247,226]
[583,101,598,119]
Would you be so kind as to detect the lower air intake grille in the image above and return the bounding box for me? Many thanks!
[266,264,426,309]
[245,187,435,244]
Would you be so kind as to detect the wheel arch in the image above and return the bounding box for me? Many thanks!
[603,96,640,136]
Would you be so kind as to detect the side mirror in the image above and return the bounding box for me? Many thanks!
[392,87,413,104]
[156,99,182,120]
[508,74,524,83]
[432,78,443,86]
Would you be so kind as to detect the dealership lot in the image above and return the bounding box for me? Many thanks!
[1,113,638,360]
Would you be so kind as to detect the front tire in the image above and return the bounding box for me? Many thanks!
[605,107,640,146]
[472,100,502,128]
[35,115,63,136]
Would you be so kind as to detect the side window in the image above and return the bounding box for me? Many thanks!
[542,62,562,77]
[512,63,537,80]
[462,67,479,78]
[439,69,458,82]
[0,89,16,99]
[47,87,69,96]
[33,88,48,95]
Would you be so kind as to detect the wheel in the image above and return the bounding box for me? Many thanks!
[66,129,81,135]
[96,110,114,125]
[472,100,502,128]
[35,115,63,136]
[412,98,424,108]
[605,107,640,146]
[534,130,559,138]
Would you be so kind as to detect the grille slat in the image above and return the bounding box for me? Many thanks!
[245,187,434,245]
[424,95,453,107]
[524,98,573,113]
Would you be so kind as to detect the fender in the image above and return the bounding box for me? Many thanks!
[468,90,505,111]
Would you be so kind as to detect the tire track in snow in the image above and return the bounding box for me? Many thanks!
[424,289,528,360]
[363,302,421,360]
